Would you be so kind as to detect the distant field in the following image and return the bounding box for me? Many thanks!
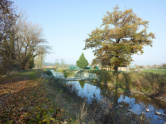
[140,69,166,74]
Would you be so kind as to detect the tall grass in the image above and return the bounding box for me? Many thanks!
[118,72,166,94]
[90,70,166,100]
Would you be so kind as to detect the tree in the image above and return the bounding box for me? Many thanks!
[34,54,45,68]
[84,6,155,72]
[55,59,59,68]
[138,65,144,70]
[18,21,49,69]
[60,59,65,68]
[0,3,50,73]
[76,53,88,69]
[161,63,166,69]
[0,0,18,72]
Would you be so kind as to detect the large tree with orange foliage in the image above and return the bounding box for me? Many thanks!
[84,6,155,72]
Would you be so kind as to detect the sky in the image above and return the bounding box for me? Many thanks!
[13,0,166,65]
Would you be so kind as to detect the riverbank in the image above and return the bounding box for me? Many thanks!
[92,70,166,103]
[0,69,148,123]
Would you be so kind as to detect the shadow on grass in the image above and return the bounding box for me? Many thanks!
[0,69,41,85]
[118,73,132,96]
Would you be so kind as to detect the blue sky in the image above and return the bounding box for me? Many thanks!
[13,0,166,65]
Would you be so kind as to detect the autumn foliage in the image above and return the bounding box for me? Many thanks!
[84,6,155,71]
[0,0,49,74]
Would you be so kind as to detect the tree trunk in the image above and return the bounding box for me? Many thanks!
[114,66,119,104]
[114,66,118,90]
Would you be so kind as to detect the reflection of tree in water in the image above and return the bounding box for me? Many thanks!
[79,80,85,89]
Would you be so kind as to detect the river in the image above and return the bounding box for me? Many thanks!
[50,70,166,124]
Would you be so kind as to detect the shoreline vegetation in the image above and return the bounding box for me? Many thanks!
[89,69,166,103]
[0,69,153,124]
[59,68,166,103]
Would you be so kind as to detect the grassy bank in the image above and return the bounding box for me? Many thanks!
[91,70,166,102]
[0,69,148,123]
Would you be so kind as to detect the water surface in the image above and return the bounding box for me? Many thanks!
[66,80,166,124]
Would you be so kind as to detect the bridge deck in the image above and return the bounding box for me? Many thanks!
[65,78,89,81]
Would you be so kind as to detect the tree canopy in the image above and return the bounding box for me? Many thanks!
[0,0,50,73]
[76,53,88,69]
[84,6,155,71]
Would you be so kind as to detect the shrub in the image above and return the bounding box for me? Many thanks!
[44,71,53,76]
[63,70,75,78]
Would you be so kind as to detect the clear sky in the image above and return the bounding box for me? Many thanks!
[13,0,166,65]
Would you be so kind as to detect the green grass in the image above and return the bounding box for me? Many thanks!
[140,69,166,74]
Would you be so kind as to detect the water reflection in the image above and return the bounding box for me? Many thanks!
[79,80,85,89]
[66,80,166,124]
[67,81,102,104]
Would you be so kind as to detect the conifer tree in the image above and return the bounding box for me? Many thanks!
[76,53,89,69]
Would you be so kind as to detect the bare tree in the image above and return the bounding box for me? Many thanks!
[34,54,45,68]
[55,59,59,68]
[0,3,50,73]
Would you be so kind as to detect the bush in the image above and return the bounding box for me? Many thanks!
[63,70,75,78]
[44,71,53,76]
[57,68,66,73]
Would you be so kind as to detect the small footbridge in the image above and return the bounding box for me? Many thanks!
[49,70,98,81]
[65,77,89,81]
